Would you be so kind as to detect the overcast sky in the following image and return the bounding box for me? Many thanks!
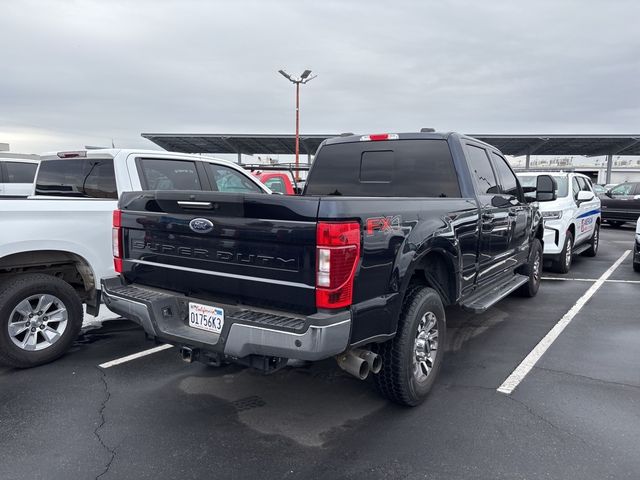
[1,0,639,154]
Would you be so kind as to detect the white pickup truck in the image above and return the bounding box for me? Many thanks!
[0,149,271,368]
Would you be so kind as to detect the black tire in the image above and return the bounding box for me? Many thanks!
[582,222,600,257]
[0,274,83,368]
[634,262,640,273]
[517,239,542,297]
[552,231,573,274]
[609,221,625,228]
[373,285,445,406]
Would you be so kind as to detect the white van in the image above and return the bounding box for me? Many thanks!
[517,171,601,273]
[0,158,39,196]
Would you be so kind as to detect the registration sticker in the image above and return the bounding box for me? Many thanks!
[188,302,224,334]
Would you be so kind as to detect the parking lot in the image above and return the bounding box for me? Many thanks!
[0,225,638,480]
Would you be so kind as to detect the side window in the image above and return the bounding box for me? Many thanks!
[577,177,591,192]
[572,177,581,200]
[465,145,499,195]
[35,158,117,199]
[206,164,261,193]
[264,177,286,194]
[491,153,519,197]
[138,159,202,190]
[610,183,633,196]
[4,162,38,183]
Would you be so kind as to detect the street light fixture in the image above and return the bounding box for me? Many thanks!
[278,69,317,179]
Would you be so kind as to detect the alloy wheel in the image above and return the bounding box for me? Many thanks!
[7,294,68,351]
[413,311,439,382]
[565,237,573,269]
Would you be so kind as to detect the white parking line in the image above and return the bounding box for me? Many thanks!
[99,344,174,369]
[542,277,597,282]
[497,250,631,395]
[542,277,640,284]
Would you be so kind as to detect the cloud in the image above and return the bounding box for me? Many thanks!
[1,0,639,153]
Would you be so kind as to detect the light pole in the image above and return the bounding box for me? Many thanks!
[278,69,316,179]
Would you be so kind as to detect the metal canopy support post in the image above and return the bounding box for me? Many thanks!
[237,152,242,165]
[605,154,613,184]
[525,154,530,169]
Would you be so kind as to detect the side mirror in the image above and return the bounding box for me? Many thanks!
[577,190,595,202]
[605,190,613,198]
[536,175,557,202]
[491,195,511,208]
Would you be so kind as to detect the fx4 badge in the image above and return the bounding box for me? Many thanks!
[366,215,401,234]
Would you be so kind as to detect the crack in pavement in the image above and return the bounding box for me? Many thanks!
[94,367,116,480]
[534,365,640,391]
[506,395,595,449]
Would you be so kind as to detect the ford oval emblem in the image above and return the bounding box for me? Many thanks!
[189,218,214,234]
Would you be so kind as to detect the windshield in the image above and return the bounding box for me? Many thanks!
[518,174,568,198]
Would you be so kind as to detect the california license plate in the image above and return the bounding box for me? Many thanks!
[188,302,224,334]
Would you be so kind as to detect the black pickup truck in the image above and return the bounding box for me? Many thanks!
[103,131,556,406]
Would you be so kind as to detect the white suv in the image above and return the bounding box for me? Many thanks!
[517,171,601,273]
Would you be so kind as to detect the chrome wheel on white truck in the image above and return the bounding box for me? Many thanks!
[0,274,83,368]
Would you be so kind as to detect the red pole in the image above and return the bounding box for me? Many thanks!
[295,81,300,181]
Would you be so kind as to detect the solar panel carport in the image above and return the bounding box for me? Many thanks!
[141,133,640,183]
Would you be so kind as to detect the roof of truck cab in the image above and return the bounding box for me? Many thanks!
[39,149,231,162]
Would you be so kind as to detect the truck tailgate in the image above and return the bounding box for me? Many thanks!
[118,191,321,313]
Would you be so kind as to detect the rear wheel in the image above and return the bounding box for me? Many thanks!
[582,222,600,257]
[552,231,573,274]
[0,274,83,368]
[374,285,445,406]
[517,239,542,297]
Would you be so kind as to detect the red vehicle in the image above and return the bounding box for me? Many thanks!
[254,172,296,195]
[246,164,310,195]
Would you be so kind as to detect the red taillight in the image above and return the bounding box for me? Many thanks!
[360,133,399,142]
[316,222,360,309]
[112,210,123,273]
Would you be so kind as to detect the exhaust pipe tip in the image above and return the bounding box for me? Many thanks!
[367,352,382,374]
[356,358,370,380]
[336,351,370,380]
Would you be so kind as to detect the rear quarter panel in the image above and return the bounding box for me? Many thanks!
[0,199,116,288]
[317,197,479,344]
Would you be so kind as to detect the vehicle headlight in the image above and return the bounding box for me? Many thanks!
[542,211,563,220]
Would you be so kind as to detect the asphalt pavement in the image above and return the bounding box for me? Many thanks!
[1,225,638,480]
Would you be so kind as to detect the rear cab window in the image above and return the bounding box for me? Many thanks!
[35,158,117,198]
[305,139,461,197]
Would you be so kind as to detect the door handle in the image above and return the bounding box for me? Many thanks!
[177,201,213,209]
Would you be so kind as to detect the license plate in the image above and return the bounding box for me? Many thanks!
[188,302,224,334]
